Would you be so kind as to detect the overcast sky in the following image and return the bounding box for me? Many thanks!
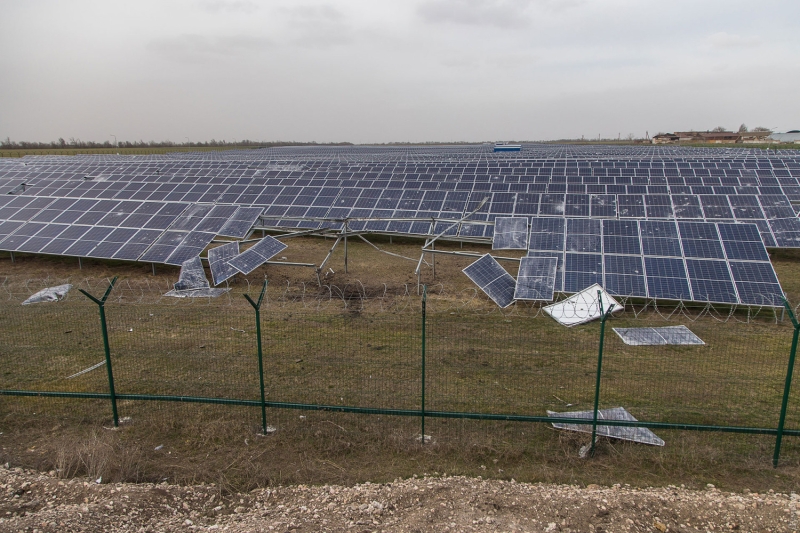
[1,0,798,144]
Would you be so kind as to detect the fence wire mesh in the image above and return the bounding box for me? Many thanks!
[0,277,798,462]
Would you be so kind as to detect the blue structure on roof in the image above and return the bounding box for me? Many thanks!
[494,144,522,152]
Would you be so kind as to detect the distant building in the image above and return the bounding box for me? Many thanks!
[652,133,679,144]
[740,131,772,143]
[698,131,740,143]
[673,131,703,142]
[669,131,740,143]
[769,131,800,143]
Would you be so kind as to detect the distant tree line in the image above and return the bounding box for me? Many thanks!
[0,138,353,149]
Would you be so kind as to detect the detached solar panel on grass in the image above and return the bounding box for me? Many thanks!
[492,217,528,250]
[174,256,210,291]
[462,254,516,308]
[228,235,288,275]
[514,256,557,301]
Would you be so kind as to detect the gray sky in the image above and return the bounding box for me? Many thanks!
[1,0,798,144]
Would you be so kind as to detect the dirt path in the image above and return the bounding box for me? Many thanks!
[0,465,798,532]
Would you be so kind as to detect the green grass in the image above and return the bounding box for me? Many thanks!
[1,287,799,492]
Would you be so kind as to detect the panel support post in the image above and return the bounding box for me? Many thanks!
[344,220,349,274]
[590,290,615,457]
[245,280,269,436]
[431,241,435,280]
[78,277,119,427]
[421,285,427,444]
[774,297,799,467]
[9,252,14,264]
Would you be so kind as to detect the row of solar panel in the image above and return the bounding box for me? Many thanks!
[8,177,800,221]
[5,155,799,170]
[0,196,263,265]
[13,177,800,200]
[6,146,794,162]
[11,177,800,208]
[8,167,798,180]
[6,167,800,183]
[7,187,796,224]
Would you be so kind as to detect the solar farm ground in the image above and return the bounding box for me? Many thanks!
[1,238,799,494]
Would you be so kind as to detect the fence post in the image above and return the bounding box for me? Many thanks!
[78,277,119,427]
[244,280,269,436]
[590,291,615,457]
[774,297,799,467]
[421,284,427,444]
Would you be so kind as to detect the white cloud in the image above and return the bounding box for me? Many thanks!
[417,0,533,29]
[194,1,259,14]
[147,34,273,64]
[707,31,762,48]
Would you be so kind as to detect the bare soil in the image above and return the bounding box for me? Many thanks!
[1,465,798,533]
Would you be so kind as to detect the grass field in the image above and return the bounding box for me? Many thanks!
[0,238,799,492]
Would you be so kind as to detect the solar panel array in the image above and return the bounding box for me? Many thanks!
[527,218,782,306]
[1,144,798,306]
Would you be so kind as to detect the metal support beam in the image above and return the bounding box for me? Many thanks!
[78,277,119,427]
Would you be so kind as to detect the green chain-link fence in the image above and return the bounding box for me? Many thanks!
[1,278,798,465]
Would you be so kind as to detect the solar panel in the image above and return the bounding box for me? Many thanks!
[492,217,528,250]
[165,231,216,265]
[462,254,516,308]
[218,207,263,239]
[548,407,664,446]
[228,235,288,275]
[614,325,703,346]
[174,256,210,291]
[207,241,240,286]
[514,256,557,301]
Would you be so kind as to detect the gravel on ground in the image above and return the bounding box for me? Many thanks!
[0,464,797,532]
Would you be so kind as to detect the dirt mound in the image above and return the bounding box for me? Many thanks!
[0,465,797,532]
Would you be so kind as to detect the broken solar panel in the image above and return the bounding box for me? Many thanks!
[164,231,216,266]
[543,283,621,327]
[218,207,263,239]
[164,287,230,298]
[228,235,287,275]
[492,217,528,250]
[613,325,705,346]
[547,407,665,446]
[462,254,516,308]
[514,256,557,301]
[207,241,240,286]
[173,256,210,291]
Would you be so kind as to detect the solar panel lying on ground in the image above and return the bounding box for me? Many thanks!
[548,407,665,446]
[228,236,287,275]
[462,254,516,308]
[514,256,557,301]
[173,256,210,291]
[207,241,240,286]
[543,284,622,326]
[613,326,705,346]
[492,217,528,249]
